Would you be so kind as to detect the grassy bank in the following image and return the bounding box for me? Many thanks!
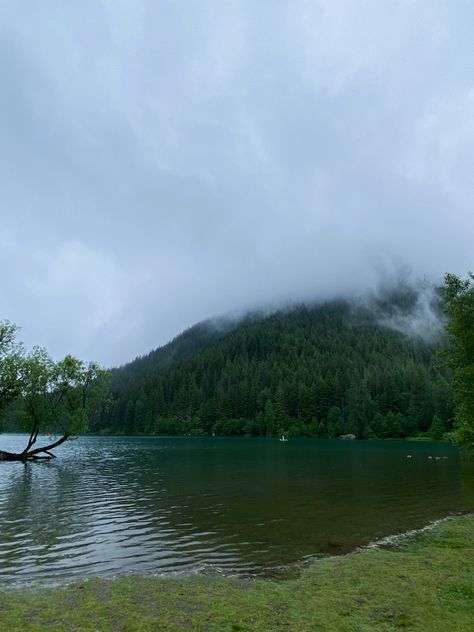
[1,516,473,631]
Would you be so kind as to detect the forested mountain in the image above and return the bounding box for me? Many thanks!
[95,285,454,439]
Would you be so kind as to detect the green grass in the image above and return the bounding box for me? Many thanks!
[1,516,473,631]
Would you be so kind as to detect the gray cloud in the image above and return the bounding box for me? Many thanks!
[0,0,473,365]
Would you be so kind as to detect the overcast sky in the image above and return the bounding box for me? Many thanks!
[1,1,473,366]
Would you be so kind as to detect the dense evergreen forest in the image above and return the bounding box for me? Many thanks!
[95,286,454,440]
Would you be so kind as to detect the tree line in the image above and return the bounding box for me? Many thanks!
[1,275,473,452]
[96,294,455,440]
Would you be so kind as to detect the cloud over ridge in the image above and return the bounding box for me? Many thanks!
[0,1,473,364]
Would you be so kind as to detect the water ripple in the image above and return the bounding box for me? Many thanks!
[0,435,473,587]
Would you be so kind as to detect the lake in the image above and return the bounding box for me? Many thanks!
[0,435,473,587]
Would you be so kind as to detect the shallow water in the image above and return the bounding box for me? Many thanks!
[0,435,472,586]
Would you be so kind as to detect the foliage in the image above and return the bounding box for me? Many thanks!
[0,321,27,424]
[98,295,453,439]
[0,321,109,458]
[442,273,474,447]
[21,350,109,437]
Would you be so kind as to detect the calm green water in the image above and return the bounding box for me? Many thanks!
[0,435,473,586]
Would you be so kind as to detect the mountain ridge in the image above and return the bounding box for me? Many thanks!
[96,284,452,440]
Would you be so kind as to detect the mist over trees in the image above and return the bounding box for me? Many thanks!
[95,288,454,440]
[3,280,467,445]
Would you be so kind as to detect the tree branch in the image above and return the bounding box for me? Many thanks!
[25,433,70,457]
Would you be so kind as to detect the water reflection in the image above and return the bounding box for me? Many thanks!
[0,435,472,586]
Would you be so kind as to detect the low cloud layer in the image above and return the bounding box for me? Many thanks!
[1,1,473,365]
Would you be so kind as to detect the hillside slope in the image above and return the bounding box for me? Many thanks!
[96,288,453,439]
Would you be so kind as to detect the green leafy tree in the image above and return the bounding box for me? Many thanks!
[262,400,275,436]
[0,324,109,461]
[0,321,27,421]
[428,415,446,441]
[326,406,344,437]
[443,273,474,447]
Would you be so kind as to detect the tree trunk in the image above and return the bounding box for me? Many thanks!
[0,433,70,461]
